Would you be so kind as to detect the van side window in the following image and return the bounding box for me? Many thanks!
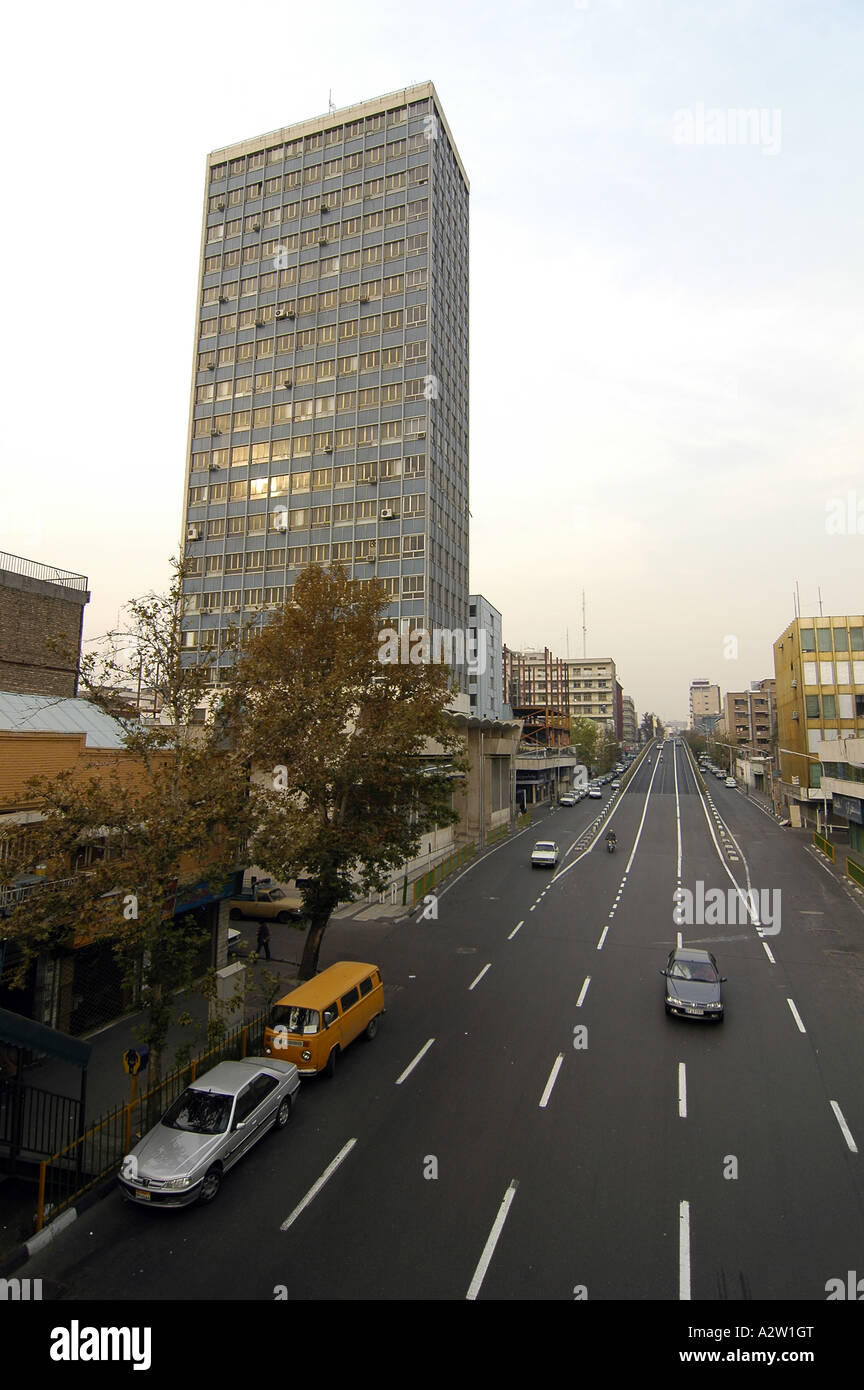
[322,1003,338,1027]
[359,977,372,997]
[340,987,359,1010]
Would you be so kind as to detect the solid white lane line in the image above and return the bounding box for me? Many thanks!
[466,1180,519,1300]
[678,1063,687,1118]
[673,740,683,881]
[469,963,491,991]
[679,1200,691,1300]
[596,925,609,950]
[576,976,591,1007]
[508,920,524,939]
[395,1038,436,1085]
[830,1101,858,1153]
[281,1139,356,1231]
[787,998,806,1033]
[539,1054,564,1108]
[762,941,776,964]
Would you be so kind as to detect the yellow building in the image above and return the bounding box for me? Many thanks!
[773,616,864,828]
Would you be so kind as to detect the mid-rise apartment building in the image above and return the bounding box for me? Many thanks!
[773,616,864,827]
[720,679,775,753]
[467,595,507,719]
[621,695,638,747]
[689,678,721,734]
[179,83,469,682]
[504,649,620,737]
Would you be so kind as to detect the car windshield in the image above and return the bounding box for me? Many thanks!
[669,959,718,983]
[534,843,555,852]
[161,1088,233,1134]
[270,1004,320,1035]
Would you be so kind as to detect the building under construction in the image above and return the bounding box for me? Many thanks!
[502,647,572,748]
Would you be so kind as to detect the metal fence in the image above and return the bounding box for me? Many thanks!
[847,858,864,890]
[0,1080,81,1159]
[814,831,835,861]
[412,843,476,905]
[35,1012,268,1232]
[0,550,89,590]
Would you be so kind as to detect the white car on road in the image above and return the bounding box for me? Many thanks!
[531,841,560,868]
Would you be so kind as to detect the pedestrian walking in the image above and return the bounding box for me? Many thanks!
[256,920,271,961]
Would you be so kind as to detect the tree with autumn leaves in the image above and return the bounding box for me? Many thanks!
[222,565,467,978]
[0,561,252,1088]
[1,562,468,1077]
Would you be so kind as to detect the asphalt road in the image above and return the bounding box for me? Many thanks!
[22,742,864,1301]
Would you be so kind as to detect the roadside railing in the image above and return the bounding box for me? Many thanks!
[35,1011,268,1233]
[411,843,476,905]
[814,831,835,861]
[846,858,864,890]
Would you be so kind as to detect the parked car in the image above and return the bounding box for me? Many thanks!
[263,962,385,1077]
[531,841,560,868]
[118,1058,301,1207]
[559,793,576,806]
[661,948,726,1023]
[588,786,603,799]
[228,883,303,923]
[725,777,737,788]
[610,779,621,789]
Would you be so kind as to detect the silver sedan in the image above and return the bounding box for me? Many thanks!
[118,1057,300,1208]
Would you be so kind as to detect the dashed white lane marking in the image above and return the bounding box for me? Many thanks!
[281,1139,357,1231]
[466,1180,519,1301]
[786,998,806,1033]
[539,1054,564,1109]
[830,1101,858,1154]
[469,963,491,991]
[508,920,524,939]
[762,941,776,964]
[679,1200,691,1301]
[678,1062,687,1118]
[576,976,591,1007]
[597,925,609,950]
[395,1038,436,1085]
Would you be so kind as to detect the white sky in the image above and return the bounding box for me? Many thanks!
[1,0,861,720]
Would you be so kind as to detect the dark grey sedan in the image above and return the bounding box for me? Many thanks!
[118,1057,300,1208]
[661,947,726,1022]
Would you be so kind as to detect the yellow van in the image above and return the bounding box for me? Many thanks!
[263,962,384,1078]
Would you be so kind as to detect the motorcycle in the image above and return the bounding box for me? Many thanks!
[606,836,616,854]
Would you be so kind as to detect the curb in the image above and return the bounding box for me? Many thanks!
[0,1173,117,1278]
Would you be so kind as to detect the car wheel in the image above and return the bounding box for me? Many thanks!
[198,1166,222,1204]
[716,1013,725,1024]
[664,1005,672,1016]
[276,912,290,924]
[274,1094,294,1129]
[229,908,242,920]
[364,1015,379,1041]
[323,1046,338,1079]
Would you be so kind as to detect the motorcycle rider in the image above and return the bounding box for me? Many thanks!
[605,829,617,852]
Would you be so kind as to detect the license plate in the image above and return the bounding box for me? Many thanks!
[685,1008,703,1016]
[134,1189,151,1201]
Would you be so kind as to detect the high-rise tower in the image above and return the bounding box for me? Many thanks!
[180,82,469,682]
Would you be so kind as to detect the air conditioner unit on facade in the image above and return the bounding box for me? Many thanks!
[380,508,395,520]
[186,525,201,540]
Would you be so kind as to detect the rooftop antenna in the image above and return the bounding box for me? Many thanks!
[328,89,336,114]
[795,578,801,618]
[582,590,587,658]
[817,586,823,617]
[566,627,569,658]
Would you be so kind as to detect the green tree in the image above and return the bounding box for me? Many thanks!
[0,560,252,1087]
[222,565,467,980]
[569,717,599,770]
